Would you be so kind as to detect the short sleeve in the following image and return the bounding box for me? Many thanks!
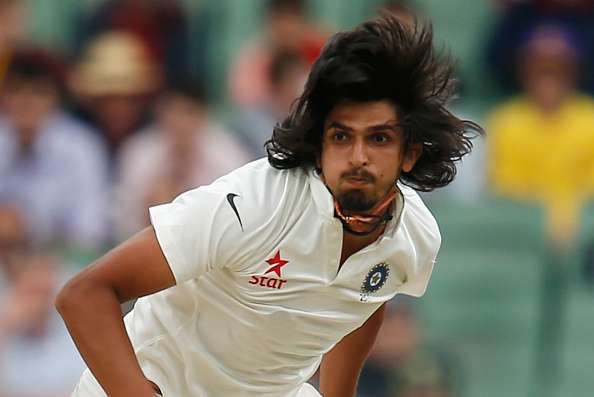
[398,256,437,297]
[149,185,240,284]
[396,191,442,298]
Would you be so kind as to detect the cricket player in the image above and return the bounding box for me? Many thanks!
[57,15,482,397]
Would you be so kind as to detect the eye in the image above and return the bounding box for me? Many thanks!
[332,131,348,142]
[371,133,390,143]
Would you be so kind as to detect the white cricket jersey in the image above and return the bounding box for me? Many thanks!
[74,158,441,397]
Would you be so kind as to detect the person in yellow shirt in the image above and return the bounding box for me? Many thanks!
[488,24,594,244]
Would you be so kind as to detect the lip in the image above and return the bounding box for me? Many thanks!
[345,177,371,185]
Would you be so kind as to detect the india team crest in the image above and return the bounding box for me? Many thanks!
[360,263,390,302]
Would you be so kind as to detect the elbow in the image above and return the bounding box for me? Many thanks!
[55,273,120,319]
[55,276,92,317]
[55,279,78,316]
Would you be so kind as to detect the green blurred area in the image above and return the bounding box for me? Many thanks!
[24,0,499,113]
[22,1,594,396]
[422,197,594,397]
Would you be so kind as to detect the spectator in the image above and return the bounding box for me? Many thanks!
[359,299,461,397]
[74,0,191,83]
[228,0,327,107]
[71,31,160,164]
[486,0,594,95]
[378,0,419,25]
[114,79,250,239]
[0,205,27,284]
[487,24,594,244]
[0,50,110,251]
[0,206,84,396]
[0,0,26,89]
[0,252,85,397]
[233,49,308,158]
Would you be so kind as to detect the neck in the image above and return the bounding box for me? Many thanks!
[335,187,400,267]
[339,215,388,267]
[334,188,397,236]
[17,127,39,152]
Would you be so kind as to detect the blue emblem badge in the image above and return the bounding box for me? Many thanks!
[360,263,390,301]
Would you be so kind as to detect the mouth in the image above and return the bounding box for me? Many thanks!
[345,176,372,186]
[342,170,375,186]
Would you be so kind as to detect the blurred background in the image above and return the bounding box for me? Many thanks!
[0,0,593,396]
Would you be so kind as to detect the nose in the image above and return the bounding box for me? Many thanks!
[349,138,369,167]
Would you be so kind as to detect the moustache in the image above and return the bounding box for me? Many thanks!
[341,169,376,183]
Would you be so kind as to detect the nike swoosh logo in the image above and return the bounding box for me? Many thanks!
[226,193,244,231]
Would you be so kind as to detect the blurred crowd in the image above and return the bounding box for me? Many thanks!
[1,0,594,396]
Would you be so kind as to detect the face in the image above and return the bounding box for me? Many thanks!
[319,100,422,212]
[271,63,307,117]
[0,78,59,138]
[520,53,576,111]
[90,95,145,144]
[0,0,27,49]
[267,10,305,49]
[157,94,206,144]
[518,32,578,111]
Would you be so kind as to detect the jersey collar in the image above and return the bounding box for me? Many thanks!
[307,167,405,240]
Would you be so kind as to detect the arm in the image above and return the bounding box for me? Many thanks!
[319,303,386,397]
[55,227,176,397]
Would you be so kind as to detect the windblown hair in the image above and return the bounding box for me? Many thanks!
[265,15,484,192]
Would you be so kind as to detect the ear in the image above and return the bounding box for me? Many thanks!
[315,148,324,174]
[402,143,423,173]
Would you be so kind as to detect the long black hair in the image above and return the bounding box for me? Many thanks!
[265,15,483,192]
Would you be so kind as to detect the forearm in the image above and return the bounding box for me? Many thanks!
[319,304,386,397]
[56,281,156,397]
[319,352,360,397]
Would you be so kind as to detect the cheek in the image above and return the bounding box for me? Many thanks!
[319,147,344,184]
[376,151,403,182]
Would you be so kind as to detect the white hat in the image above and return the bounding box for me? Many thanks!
[71,30,160,97]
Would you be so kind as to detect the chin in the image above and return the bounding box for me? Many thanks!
[338,190,376,212]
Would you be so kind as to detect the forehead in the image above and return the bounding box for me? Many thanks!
[324,100,399,130]
[3,75,58,92]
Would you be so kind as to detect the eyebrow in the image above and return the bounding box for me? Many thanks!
[327,122,353,131]
[369,123,401,132]
[326,121,401,132]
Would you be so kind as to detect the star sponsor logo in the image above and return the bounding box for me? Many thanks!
[360,262,390,302]
[249,250,289,290]
[264,250,289,277]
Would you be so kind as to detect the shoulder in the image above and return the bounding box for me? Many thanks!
[119,128,161,160]
[0,116,9,131]
[389,185,441,297]
[45,114,108,158]
[213,159,309,213]
[0,118,13,149]
[568,94,594,114]
[151,161,311,275]
[399,184,441,255]
[49,114,102,143]
[177,159,311,231]
[487,97,531,125]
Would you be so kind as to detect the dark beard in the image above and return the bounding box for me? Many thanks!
[337,190,376,212]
